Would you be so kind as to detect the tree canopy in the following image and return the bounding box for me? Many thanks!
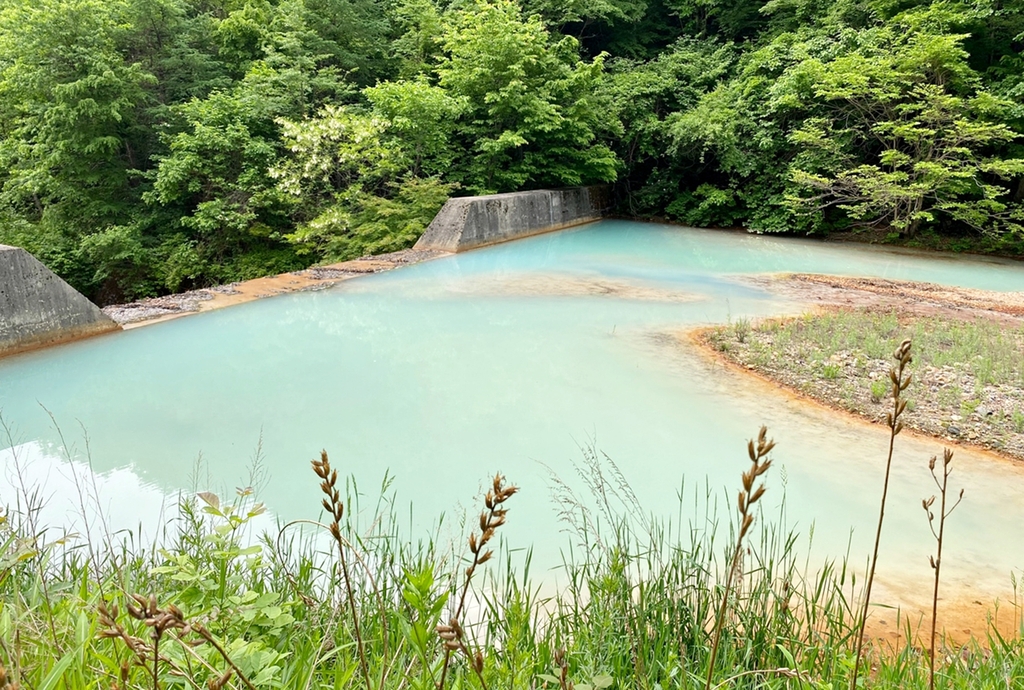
[1,0,1022,303]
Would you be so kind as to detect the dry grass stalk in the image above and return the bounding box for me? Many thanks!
[553,648,572,690]
[98,594,256,690]
[923,448,964,690]
[703,426,774,690]
[851,338,913,690]
[312,450,373,690]
[436,474,517,690]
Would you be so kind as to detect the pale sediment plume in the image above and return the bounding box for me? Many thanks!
[439,272,702,302]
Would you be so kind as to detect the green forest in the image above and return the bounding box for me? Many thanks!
[1,0,1023,304]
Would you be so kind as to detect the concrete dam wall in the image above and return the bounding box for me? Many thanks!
[414,185,611,253]
[0,245,120,358]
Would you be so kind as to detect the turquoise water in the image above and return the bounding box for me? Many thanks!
[2,221,1024,606]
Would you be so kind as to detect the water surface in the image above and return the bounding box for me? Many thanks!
[2,221,1023,608]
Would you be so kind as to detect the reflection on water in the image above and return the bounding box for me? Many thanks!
[0,440,278,545]
[1,440,175,541]
[1,221,1023,613]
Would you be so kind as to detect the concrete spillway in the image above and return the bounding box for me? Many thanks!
[414,186,610,252]
[0,244,119,357]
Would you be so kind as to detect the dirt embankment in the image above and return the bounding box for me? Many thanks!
[102,249,450,327]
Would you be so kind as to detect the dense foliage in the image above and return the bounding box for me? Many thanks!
[2,0,1024,302]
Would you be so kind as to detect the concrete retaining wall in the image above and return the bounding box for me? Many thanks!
[0,245,120,358]
[414,185,611,253]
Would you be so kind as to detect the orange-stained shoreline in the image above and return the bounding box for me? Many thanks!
[109,248,451,330]
[685,327,1023,645]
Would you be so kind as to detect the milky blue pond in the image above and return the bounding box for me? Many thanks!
[2,221,1023,609]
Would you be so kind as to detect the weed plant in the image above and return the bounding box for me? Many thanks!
[740,310,1024,388]
[0,411,1022,688]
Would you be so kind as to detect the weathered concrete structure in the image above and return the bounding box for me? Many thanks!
[0,245,120,357]
[414,185,611,253]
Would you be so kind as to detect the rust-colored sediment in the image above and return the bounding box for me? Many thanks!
[864,585,1022,649]
[685,329,1023,644]
[106,249,451,329]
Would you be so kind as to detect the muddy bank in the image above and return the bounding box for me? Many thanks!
[103,248,450,327]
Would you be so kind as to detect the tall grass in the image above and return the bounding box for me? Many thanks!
[0,426,1021,688]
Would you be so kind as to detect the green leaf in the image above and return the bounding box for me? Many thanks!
[38,643,82,690]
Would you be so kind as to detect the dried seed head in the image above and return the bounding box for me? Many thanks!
[894,339,912,364]
[740,513,754,537]
[474,650,484,673]
[207,669,233,690]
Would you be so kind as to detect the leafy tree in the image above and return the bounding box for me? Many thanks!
[4,0,1024,301]
[522,0,648,28]
[601,38,736,216]
[389,0,444,78]
[437,0,619,193]
[785,22,1024,235]
[365,78,466,177]
[146,82,300,289]
[273,102,455,261]
[0,0,152,250]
